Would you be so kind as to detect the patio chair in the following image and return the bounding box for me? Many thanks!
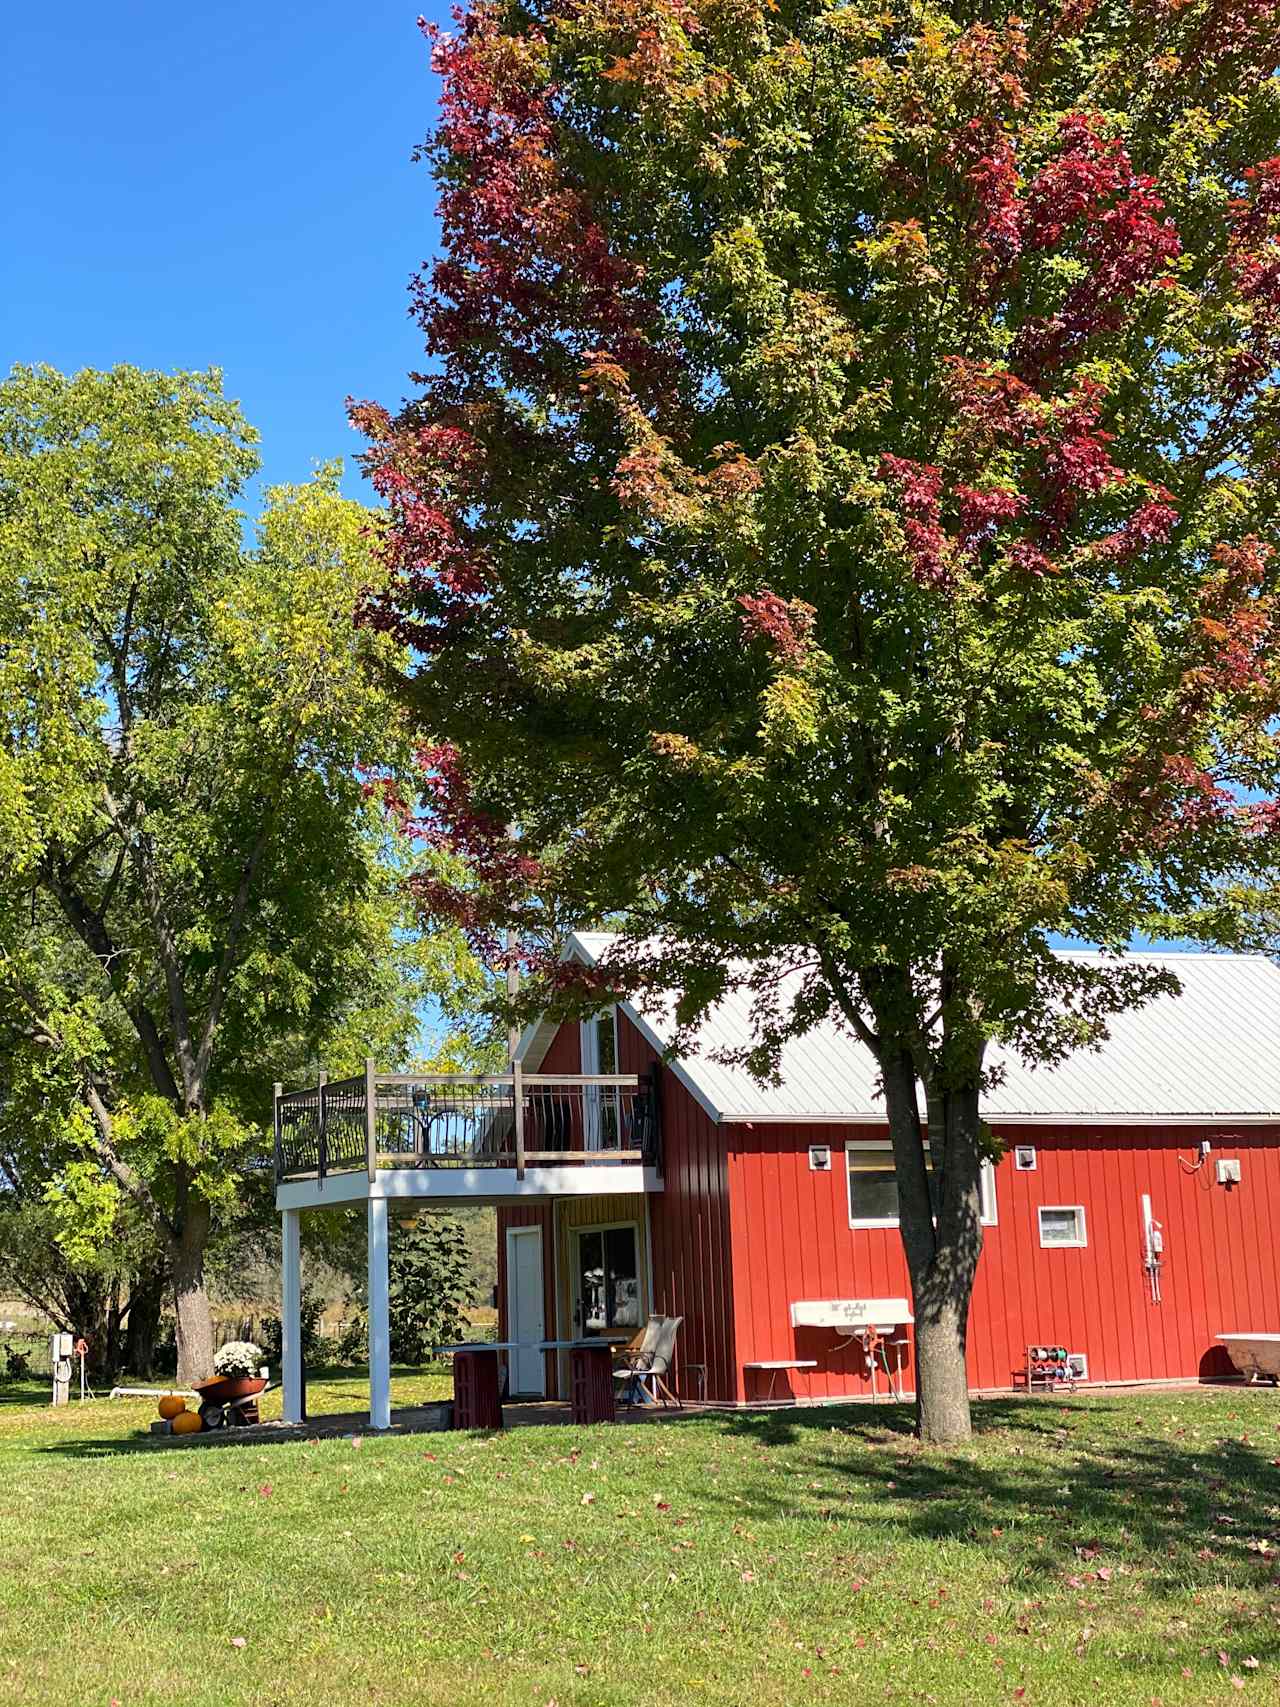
[613,1314,684,1408]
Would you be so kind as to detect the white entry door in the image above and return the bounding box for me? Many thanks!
[506,1227,546,1396]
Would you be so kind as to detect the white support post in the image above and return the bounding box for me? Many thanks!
[281,1208,303,1424]
[368,1196,391,1430]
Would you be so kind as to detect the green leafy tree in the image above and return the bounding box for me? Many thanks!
[360,0,1280,1440]
[387,1217,469,1365]
[0,364,469,1381]
[340,1217,469,1365]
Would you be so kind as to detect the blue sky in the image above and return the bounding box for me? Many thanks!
[3,0,450,514]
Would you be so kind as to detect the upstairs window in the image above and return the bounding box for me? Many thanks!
[580,1009,621,1149]
[846,1141,997,1228]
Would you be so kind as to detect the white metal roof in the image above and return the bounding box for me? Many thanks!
[525,934,1280,1126]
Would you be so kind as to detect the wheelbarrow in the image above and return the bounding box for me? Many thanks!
[193,1374,271,1428]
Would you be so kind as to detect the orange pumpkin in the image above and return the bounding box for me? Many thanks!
[170,1409,202,1435]
[157,1395,186,1420]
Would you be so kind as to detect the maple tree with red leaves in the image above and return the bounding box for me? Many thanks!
[357,0,1280,1441]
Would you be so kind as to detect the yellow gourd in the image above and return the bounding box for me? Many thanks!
[170,1409,202,1435]
[157,1395,186,1420]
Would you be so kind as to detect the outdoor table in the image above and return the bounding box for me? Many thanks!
[540,1338,616,1424]
[743,1359,818,1401]
[433,1341,524,1430]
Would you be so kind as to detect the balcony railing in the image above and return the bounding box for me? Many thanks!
[273,1066,662,1186]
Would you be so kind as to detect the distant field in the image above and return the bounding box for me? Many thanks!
[1,1375,1279,1704]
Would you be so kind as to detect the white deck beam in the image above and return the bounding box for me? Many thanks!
[367,1197,391,1431]
[276,1163,660,1213]
[281,1208,303,1424]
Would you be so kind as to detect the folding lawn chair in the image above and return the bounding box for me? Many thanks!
[613,1314,684,1408]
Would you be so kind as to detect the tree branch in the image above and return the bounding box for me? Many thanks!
[81,1077,177,1244]
[42,857,183,1106]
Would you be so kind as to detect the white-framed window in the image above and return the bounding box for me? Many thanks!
[579,1008,621,1149]
[1014,1145,1037,1172]
[1038,1205,1087,1248]
[571,1220,642,1334]
[845,1140,997,1229]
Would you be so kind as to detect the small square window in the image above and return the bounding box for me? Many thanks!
[809,1145,832,1172]
[1038,1205,1087,1248]
[1014,1145,1037,1172]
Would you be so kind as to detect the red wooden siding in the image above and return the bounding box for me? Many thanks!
[499,1015,738,1401]
[504,1012,1279,1403]
[727,1121,1280,1397]
[615,1016,738,1402]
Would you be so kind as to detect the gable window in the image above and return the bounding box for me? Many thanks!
[580,1009,621,1149]
[846,1141,997,1228]
[1038,1205,1087,1248]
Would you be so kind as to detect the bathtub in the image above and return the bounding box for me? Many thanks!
[1217,1334,1280,1384]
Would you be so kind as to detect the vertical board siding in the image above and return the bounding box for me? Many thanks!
[499,1014,736,1401]
[618,1014,736,1400]
[727,1122,1280,1396]
[505,1014,1277,1401]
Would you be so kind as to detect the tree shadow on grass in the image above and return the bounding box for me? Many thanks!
[0,1377,51,1407]
[715,1391,1280,1612]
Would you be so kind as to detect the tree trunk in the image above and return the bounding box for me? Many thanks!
[103,1279,123,1381]
[123,1261,167,1379]
[912,1285,974,1443]
[170,1200,214,1384]
[863,970,986,1446]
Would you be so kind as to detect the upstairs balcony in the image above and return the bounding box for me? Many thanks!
[272,1065,663,1209]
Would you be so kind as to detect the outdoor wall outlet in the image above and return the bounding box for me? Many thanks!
[1216,1157,1242,1187]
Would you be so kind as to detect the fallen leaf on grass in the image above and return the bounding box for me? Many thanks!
[229,1637,247,1650]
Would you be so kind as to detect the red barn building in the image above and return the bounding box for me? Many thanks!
[498,935,1280,1405]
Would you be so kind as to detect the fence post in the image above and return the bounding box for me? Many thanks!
[365,1056,377,1184]
[513,1058,525,1179]
[272,1080,283,1184]
[317,1068,328,1185]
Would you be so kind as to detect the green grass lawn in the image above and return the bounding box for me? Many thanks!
[2,1375,1280,1705]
